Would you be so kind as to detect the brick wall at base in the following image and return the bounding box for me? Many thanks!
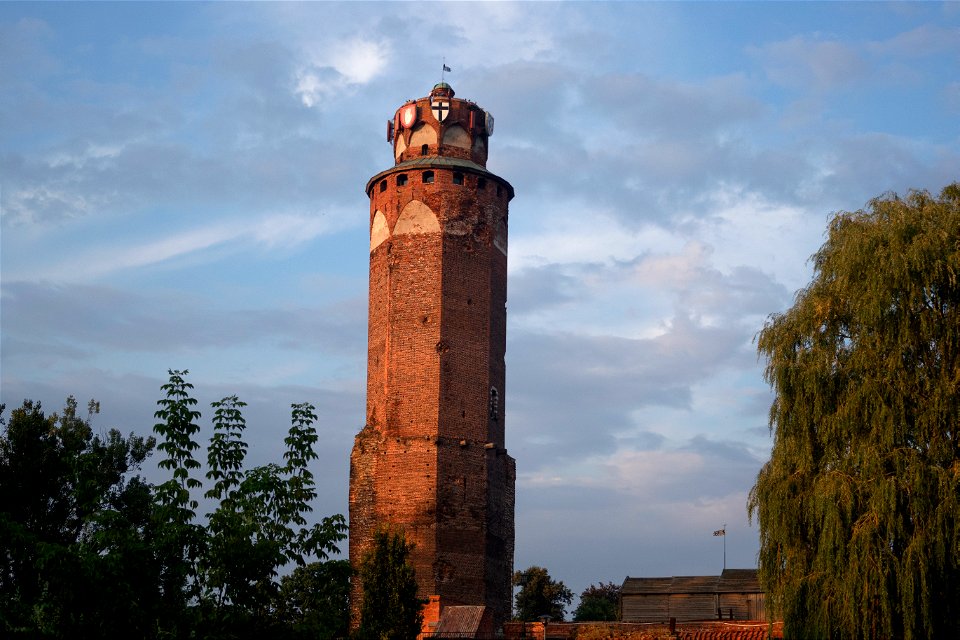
[499,621,783,640]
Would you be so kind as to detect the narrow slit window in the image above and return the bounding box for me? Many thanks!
[477,177,486,190]
[421,144,429,156]
[379,179,387,192]
[453,172,464,185]
[423,171,434,184]
[489,387,499,422]
[496,185,502,197]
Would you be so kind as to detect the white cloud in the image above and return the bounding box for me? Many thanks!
[295,38,390,107]
[509,204,681,273]
[3,186,102,225]
[46,143,125,169]
[330,38,388,84]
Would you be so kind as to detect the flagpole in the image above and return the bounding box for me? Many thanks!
[723,523,726,571]
[713,524,727,571]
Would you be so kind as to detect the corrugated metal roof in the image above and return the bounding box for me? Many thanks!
[717,569,760,593]
[434,606,488,634]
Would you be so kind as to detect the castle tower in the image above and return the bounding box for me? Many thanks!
[350,83,515,629]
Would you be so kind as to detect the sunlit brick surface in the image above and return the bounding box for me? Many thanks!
[350,84,515,628]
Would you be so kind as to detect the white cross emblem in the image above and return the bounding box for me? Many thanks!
[431,97,450,122]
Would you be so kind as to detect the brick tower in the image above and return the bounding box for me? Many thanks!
[350,82,515,629]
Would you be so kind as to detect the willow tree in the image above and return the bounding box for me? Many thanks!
[749,184,960,639]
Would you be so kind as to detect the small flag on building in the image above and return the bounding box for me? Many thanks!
[443,64,452,72]
[713,528,726,536]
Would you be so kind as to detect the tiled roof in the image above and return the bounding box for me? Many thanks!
[677,630,769,639]
[434,606,487,635]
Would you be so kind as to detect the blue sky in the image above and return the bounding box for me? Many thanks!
[3,1,959,605]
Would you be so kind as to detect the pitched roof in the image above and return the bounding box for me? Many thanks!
[434,606,489,635]
[717,568,760,593]
[622,576,674,594]
[671,575,720,593]
[623,570,760,595]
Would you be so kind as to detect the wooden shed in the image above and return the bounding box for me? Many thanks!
[621,576,672,622]
[621,569,766,622]
[669,575,720,621]
[717,569,766,621]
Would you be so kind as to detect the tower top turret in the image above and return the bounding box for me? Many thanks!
[387,84,494,168]
[431,82,454,98]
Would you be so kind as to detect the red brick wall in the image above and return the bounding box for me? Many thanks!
[350,87,515,628]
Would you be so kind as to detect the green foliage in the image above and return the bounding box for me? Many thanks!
[0,370,349,639]
[357,528,424,640]
[0,397,158,638]
[573,582,620,621]
[749,184,960,639]
[276,559,351,640]
[153,372,347,638]
[513,565,573,622]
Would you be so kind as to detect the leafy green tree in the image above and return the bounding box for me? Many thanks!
[0,397,156,638]
[276,559,351,640]
[357,528,424,640]
[152,369,206,635]
[154,375,346,638]
[573,582,620,621]
[513,565,573,622]
[1,371,349,639]
[749,184,960,640]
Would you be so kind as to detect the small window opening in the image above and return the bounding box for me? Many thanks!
[397,174,408,186]
[453,172,464,185]
[477,177,487,190]
[423,171,434,184]
[496,185,502,197]
[421,144,429,156]
[489,387,499,422]
[379,179,387,193]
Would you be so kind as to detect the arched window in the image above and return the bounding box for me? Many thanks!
[379,179,387,192]
[421,144,429,156]
[423,171,434,184]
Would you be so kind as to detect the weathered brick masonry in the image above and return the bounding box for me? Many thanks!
[350,83,516,629]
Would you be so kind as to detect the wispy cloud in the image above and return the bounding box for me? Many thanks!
[17,211,335,282]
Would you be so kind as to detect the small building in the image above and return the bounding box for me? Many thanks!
[432,605,494,638]
[621,569,766,622]
[717,568,767,621]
